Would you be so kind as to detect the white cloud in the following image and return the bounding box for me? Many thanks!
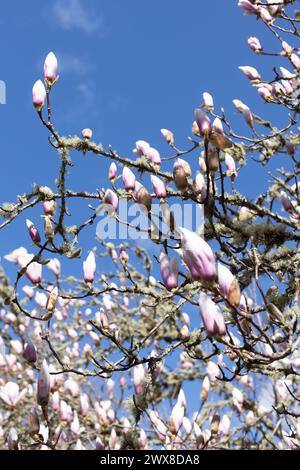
[57,53,93,75]
[53,0,104,34]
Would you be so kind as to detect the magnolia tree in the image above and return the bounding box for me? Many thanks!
[1,0,300,451]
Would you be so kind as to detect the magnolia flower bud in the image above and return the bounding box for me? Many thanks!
[42,200,56,216]
[134,140,150,156]
[193,172,207,201]
[82,128,93,140]
[109,162,117,180]
[37,359,50,406]
[44,52,58,86]
[218,414,231,436]
[199,293,226,337]
[201,376,210,401]
[225,154,237,177]
[194,109,212,136]
[44,216,54,241]
[291,53,300,71]
[210,413,220,436]
[238,65,261,81]
[281,41,292,55]
[103,189,119,212]
[32,80,46,111]
[212,117,224,135]
[26,219,41,244]
[18,254,42,284]
[46,286,58,313]
[169,403,184,434]
[159,252,178,291]
[147,147,161,165]
[173,158,191,191]
[202,92,214,111]
[179,227,217,282]
[28,408,40,435]
[161,128,174,146]
[119,245,129,264]
[83,251,96,283]
[260,6,273,23]
[7,428,19,450]
[133,364,145,395]
[238,0,258,16]
[24,339,37,363]
[122,167,136,191]
[280,191,292,212]
[179,325,190,339]
[217,263,241,307]
[151,175,167,198]
[134,182,152,212]
[233,99,253,127]
[247,37,262,53]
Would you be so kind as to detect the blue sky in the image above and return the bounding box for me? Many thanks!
[0,0,289,261]
[0,0,290,421]
[0,0,292,311]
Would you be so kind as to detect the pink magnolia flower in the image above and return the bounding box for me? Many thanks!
[44,52,58,86]
[122,167,136,190]
[159,252,178,291]
[201,376,210,401]
[18,253,42,284]
[146,147,161,165]
[0,382,27,407]
[173,158,191,191]
[247,36,262,53]
[134,182,152,211]
[4,246,27,264]
[22,285,34,299]
[161,128,174,145]
[83,251,96,283]
[23,339,37,363]
[280,191,293,212]
[193,172,207,201]
[238,0,259,16]
[37,359,50,406]
[133,140,150,156]
[212,117,224,135]
[259,6,273,23]
[179,227,217,282]
[81,128,93,140]
[199,293,226,337]
[233,99,253,127]
[103,189,119,212]
[194,109,212,136]
[47,258,61,276]
[169,402,185,434]
[217,262,241,307]
[42,200,56,216]
[7,429,19,450]
[133,364,145,395]
[109,162,117,180]
[218,414,231,436]
[32,80,46,111]
[201,92,214,111]
[151,175,167,198]
[26,219,41,244]
[291,53,300,71]
[281,41,293,55]
[238,65,261,81]
[80,393,90,416]
[225,153,237,177]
